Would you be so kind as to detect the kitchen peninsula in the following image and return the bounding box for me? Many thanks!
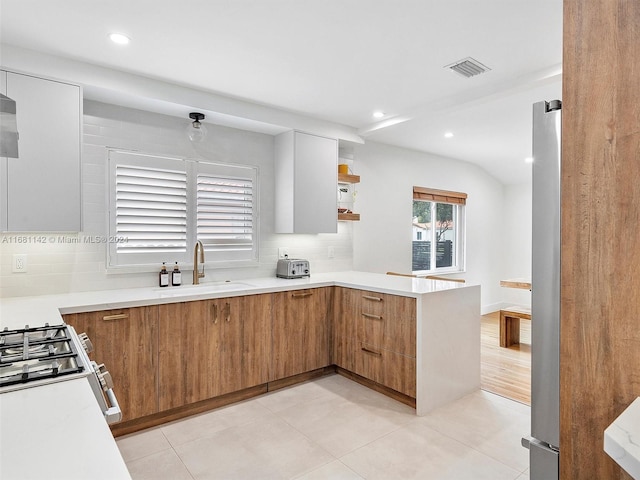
[0,271,480,480]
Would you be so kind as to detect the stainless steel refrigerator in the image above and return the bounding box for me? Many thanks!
[522,99,562,479]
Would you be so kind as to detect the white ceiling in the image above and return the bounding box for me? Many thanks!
[0,0,562,185]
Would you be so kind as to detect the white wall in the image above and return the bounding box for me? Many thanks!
[500,181,532,308]
[0,101,353,297]
[351,141,507,313]
[0,103,534,309]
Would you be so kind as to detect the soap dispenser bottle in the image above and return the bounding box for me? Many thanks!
[172,262,182,286]
[159,262,170,287]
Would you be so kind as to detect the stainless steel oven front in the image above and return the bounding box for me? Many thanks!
[0,323,122,424]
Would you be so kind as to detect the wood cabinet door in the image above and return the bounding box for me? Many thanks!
[158,300,222,410]
[158,296,267,411]
[236,294,272,389]
[215,298,243,397]
[63,306,159,422]
[272,287,332,380]
[333,287,361,372]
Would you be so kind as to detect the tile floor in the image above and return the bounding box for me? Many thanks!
[117,375,531,480]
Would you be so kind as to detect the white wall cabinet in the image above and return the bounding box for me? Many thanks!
[0,70,81,232]
[274,130,337,233]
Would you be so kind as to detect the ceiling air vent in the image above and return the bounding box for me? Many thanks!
[445,57,491,78]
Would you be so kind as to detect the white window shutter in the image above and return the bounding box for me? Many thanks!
[108,151,258,269]
[197,173,253,252]
[115,165,188,253]
[108,150,189,268]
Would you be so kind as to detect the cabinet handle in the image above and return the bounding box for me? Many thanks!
[361,347,382,357]
[212,303,218,324]
[224,303,231,322]
[292,292,312,298]
[102,313,128,321]
[362,295,382,302]
[362,313,383,320]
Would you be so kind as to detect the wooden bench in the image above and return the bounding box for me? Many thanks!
[500,306,531,348]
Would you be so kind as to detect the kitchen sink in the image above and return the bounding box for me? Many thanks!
[155,281,256,297]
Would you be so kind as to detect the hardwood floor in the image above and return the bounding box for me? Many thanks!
[481,311,531,405]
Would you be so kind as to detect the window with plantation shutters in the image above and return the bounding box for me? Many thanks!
[108,149,258,269]
[195,161,257,262]
[115,165,188,254]
[197,174,253,250]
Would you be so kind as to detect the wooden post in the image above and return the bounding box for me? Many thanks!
[561,0,640,478]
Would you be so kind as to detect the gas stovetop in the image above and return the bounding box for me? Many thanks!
[0,324,87,391]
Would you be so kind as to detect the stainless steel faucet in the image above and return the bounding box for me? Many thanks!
[193,240,205,285]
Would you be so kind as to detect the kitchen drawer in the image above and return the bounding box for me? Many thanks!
[359,291,416,356]
[357,342,416,398]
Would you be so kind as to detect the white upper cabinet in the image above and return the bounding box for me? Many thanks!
[0,70,81,232]
[274,130,337,233]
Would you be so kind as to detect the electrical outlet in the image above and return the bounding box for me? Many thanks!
[12,254,27,273]
[328,246,335,259]
[278,247,290,259]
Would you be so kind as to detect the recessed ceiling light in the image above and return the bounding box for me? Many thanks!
[109,33,130,45]
[372,111,385,119]
[525,157,534,164]
[444,131,454,138]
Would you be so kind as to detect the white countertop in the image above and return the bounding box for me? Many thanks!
[0,271,469,330]
[0,271,471,480]
[0,378,131,480]
[604,397,640,479]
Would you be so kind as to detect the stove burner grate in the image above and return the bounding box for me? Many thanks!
[0,324,85,388]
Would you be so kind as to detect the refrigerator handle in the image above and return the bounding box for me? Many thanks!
[523,436,560,453]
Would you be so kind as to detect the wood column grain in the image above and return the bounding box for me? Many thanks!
[562,0,640,478]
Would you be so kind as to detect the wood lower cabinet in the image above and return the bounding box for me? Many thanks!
[63,306,159,422]
[333,287,417,397]
[157,294,271,411]
[63,285,417,432]
[158,299,230,410]
[271,288,332,380]
[333,287,360,372]
[238,294,272,389]
[360,292,416,357]
[358,342,416,396]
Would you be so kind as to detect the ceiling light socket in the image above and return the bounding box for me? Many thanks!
[187,112,207,142]
[444,131,454,138]
[373,111,385,119]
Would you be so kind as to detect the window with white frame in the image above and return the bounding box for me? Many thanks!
[412,186,466,274]
[195,162,256,262]
[108,149,258,269]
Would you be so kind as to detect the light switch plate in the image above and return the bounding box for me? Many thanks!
[328,246,335,258]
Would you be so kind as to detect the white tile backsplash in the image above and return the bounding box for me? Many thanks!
[0,101,353,297]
